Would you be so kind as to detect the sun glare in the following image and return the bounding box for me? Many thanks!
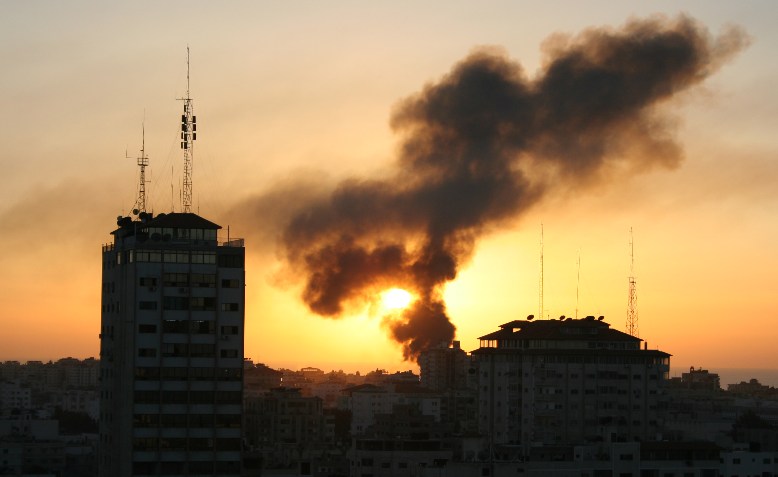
[381,288,413,310]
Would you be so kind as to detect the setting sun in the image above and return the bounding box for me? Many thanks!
[381,288,414,310]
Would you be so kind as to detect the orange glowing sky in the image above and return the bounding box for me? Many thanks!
[1,1,776,376]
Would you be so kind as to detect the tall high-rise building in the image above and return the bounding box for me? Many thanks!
[418,340,469,392]
[98,212,245,477]
[473,316,670,454]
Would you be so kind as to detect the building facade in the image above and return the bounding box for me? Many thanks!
[473,316,670,453]
[98,212,245,477]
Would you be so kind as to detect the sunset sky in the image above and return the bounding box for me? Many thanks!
[1,1,776,378]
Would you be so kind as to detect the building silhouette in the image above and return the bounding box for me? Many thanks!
[473,315,671,454]
[418,340,469,392]
[98,212,245,476]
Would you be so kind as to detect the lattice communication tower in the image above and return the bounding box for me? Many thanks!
[178,47,197,213]
[131,122,149,215]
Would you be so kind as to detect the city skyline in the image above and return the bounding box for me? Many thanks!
[1,1,777,373]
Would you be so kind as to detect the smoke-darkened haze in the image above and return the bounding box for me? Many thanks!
[243,15,747,361]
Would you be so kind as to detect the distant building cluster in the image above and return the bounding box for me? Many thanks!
[4,331,778,476]
[0,358,99,476]
[8,208,778,477]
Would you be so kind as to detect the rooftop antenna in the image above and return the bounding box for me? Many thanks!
[627,227,639,337]
[538,223,544,320]
[128,118,150,215]
[178,46,196,213]
[575,249,581,319]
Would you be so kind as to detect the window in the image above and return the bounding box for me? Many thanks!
[221,278,239,288]
[188,438,210,450]
[159,439,186,451]
[189,414,214,427]
[134,367,160,380]
[163,296,188,310]
[138,348,157,358]
[189,462,214,473]
[135,250,162,262]
[163,273,188,287]
[215,438,241,451]
[138,324,157,333]
[162,320,188,333]
[132,437,157,451]
[214,413,241,428]
[134,390,159,403]
[162,343,188,357]
[220,349,239,358]
[215,391,241,404]
[164,251,189,263]
[221,325,239,335]
[133,413,159,427]
[191,320,214,334]
[132,462,156,474]
[189,367,214,380]
[190,391,214,403]
[191,251,216,264]
[160,414,187,427]
[190,343,215,357]
[160,391,187,404]
[139,301,157,310]
[218,253,243,268]
[214,461,240,473]
[191,273,216,288]
[217,368,242,381]
[221,302,239,311]
[161,367,188,379]
[139,277,157,287]
[190,296,215,311]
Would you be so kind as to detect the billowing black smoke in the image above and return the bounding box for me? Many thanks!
[242,15,747,361]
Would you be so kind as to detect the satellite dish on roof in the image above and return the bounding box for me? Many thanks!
[527,314,534,321]
[597,316,605,321]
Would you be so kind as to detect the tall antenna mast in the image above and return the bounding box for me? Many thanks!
[627,227,639,337]
[575,249,581,320]
[130,120,150,215]
[538,223,544,320]
[178,46,196,213]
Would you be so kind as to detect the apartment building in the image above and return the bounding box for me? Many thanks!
[472,316,670,453]
[98,212,245,477]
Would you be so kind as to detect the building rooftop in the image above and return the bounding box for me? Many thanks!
[478,316,640,343]
[141,212,221,230]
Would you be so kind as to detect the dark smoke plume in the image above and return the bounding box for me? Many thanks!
[250,15,747,361]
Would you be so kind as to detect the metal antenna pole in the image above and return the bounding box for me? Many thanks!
[178,46,196,213]
[575,250,580,319]
[539,223,544,320]
[627,228,639,337]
